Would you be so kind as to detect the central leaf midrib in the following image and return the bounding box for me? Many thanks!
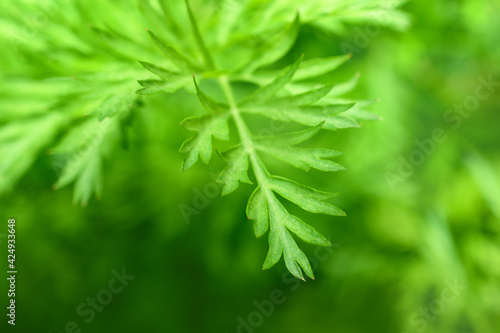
[217,75,287,247]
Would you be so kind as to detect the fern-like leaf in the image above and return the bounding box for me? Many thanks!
[0,0,400,277]
[161,4,378,280]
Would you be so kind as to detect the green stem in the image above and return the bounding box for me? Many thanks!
[218,75,271,193]
[219,75,302,278]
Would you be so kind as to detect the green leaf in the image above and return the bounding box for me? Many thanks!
[263,227,283,269]
[217,146,252,196]
[86,92,136,121]
[327,73,360,97]
[270,84,334,106]
[242,103,359,130]
[185,0,215,70]
[53,118,118,206]
[255,54,352,83]
[241,14,300,73]
[292,54,353,81]
[264,195,327,279]
[283,214,332,246]
[138,1,179,44]
[253,124,323,146]
[254,142,345,172]
[136,78,189,95]
[285,107,360,130]
[290,107,359,129]
[180,114,230,171]
[55,148,101,200]
[311,2,410,33]
[50,118,99,154]
[157,0,185,39]
[0,114,64,194]
[249,188,331,279]
[71,152,103,206]
[269,176,345,216]
[241,55,303,105]
[194,78,229,113]
[281,229,311,280]
[343,106,382,121]
[320,103,357,115]
[147,29,201,72]
[246,186,269,238]
[88,26,153,62]
[138,61,178,80]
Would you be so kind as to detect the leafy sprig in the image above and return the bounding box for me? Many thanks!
[0,0,409,277]
[143,1,370,279]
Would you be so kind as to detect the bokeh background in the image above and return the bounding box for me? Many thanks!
[1,0,499,332]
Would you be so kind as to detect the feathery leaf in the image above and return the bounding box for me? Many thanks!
[217,146,253,196]
[180,114,230,171]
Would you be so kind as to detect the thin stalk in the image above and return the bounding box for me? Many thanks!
[218,75,271,195]
[218,75,309,280]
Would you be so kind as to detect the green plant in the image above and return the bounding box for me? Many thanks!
[0,0,409,279]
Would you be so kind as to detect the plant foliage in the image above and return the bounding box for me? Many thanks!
[0,0,409,278]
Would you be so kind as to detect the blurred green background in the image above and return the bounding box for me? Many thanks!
[1,0,499,332]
